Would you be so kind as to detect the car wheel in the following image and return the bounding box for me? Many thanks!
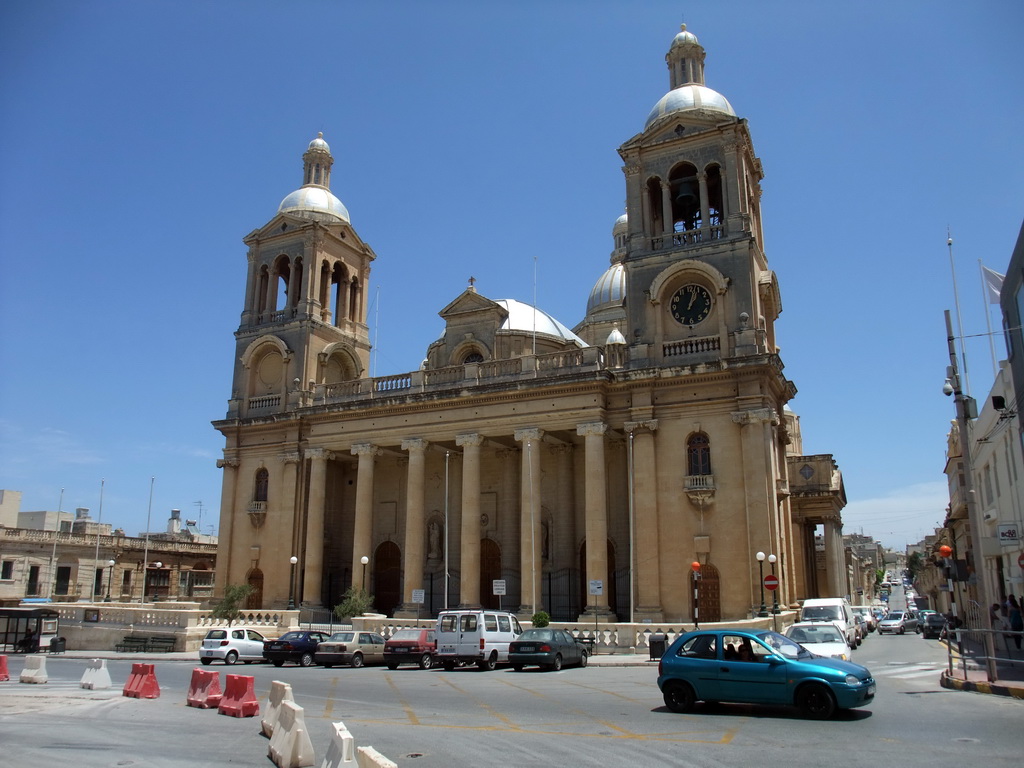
[512,664,524,672]
[351,653,364,668]
[272,660,284,667]
[387,662,399,670]
[224,651,238,665]
[200,657,213,665]
[477,653,497,671]
[419,653,433,670]
[550,654,563,672]
[797,683,836,720]
[243,660,253,664]
[899,626,905,635]
[662,680,696,713]
[299,652,314,667]
[443,661,456,671]
[579,651,588,668]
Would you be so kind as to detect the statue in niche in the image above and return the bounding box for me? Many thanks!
[428,520,442,560]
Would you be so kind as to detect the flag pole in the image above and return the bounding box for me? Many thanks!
[978,259,999,379]
[947,232,971,395]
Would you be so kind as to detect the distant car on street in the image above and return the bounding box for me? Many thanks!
[315,630,387,668]
[784,622,852,661]
[508,628,590,671]
[920,612,947,639]
[263,630,329,667]
[383,628,436,670]
[199,627,270,665]
[878,611,918,635]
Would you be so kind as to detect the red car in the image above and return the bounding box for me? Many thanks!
[384,628,436,670]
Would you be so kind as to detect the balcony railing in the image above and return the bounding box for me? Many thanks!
[664,336,720,358]
[651,224,725,251]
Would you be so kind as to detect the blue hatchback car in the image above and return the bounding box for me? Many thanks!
[657,629,875,719]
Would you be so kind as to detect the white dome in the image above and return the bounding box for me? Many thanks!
[496,299,586,346]
[645,84,735,130]
[278,186,350,223]
[587,263,626,314]
[308,132,330,153]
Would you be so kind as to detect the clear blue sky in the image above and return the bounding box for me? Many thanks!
[1,1,1021,549]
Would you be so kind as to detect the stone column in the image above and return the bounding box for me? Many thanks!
[280,451,301,606]
[826,520,845,597]
[627,420,662,620]
[698,171,710,235]
[515,428,543,614]
[398,438,427,615]
[457,433,484,608]
[242,249,258,325]
[577,422,612,620]
[351,443,380,591]
[660,181,674,235]
[301,448,332,606]
[214,456,239,595]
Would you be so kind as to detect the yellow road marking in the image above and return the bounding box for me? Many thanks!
[384,674,420,725]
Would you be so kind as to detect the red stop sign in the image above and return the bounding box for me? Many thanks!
[1018,551,1024,569]
[764,574,779,591]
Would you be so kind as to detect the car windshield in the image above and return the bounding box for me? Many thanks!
[516,629,553,641]
[754,630,804,659]
[885,613,904,621]
[278,632,303,641]
[206,630,227,639]
[802,606,841,621]
[328,632,355,642]
[389,630,421,641]
[788,626,843,644]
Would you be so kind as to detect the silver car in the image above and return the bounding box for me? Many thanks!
[877,611,918,635]
[199,627,269,664]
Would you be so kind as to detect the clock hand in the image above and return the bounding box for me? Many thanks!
[687,291,698,310]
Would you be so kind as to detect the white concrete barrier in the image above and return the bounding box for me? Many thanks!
[261,680,295,738]
[267,700,315,768]
[19,655,48,684]
[80,658,113,690]
[320,721,355,767]
[355,746,397,768]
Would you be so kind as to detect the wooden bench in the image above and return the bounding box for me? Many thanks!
[115,636,150,652]
[146,636,177,652]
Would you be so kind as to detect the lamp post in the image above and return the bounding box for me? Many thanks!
[288,556,298,610]
[768,554,779,614]
[756,551,768,617]
[105,559,115,602]
[360,555,369,592]
[691,561,701,629]
[148,562,162,603]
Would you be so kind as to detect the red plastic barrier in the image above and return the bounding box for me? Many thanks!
[186,667,223,709]
[0,655,9,682]
[217,673,260,717]
[122,662,160,699]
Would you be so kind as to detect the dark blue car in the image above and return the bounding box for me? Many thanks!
[657,628,875,719]
[262,630,329,667]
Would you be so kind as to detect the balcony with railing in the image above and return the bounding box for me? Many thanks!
[651,224,725,251]
[664,335,720,359]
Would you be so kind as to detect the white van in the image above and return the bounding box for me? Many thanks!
[800,598,858,648]
[435,610,523,670]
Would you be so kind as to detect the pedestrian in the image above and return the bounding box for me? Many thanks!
[1008,595,1023,651]
[990,603,1005,652]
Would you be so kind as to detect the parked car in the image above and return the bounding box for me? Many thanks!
[199,627,270,665]
[314,630,386,668]
[852,614,868,644]
[800,597,859,648]
[435,610,523,671]
[920,612,948,639]
[508,628,589,671]
[657,629,875,719]
[262,630,330,667]
[384,628,436,670]
[877,611,918,635]
[784,622,852,662]
[851,606,876,633]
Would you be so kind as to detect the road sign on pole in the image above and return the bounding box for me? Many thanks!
[763,574,779,591]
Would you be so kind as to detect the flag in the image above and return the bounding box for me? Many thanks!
[982,264,1004,304]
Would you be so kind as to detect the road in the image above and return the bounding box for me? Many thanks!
[2,624,1021,768]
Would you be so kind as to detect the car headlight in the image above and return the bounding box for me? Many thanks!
[844,674,860,685]
[833,653,849,661]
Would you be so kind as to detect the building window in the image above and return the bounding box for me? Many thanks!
[1,561,13,580]
[687,433,711,475]
[255,469,269,503]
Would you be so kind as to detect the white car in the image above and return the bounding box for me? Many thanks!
[784,622,852,661]
[199,627,269,665]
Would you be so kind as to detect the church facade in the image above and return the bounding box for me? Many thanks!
[213,25,847,622]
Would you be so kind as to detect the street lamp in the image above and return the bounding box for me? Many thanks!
[360,555,369,592]
[147,562,162,603]
[288,556,298,610]
[756,551,768,617]
[768,554,779,614]
[691,561,701,629]
[105,559,115,602]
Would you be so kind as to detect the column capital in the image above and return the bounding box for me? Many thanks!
[401,438,428,454]
[625,419,658,434]
[281,451,301,465]
[456,433,484,448]
[351,443,381,458]
[576,421,607,438]
[514,427,544,443]
[216,457,240,469]
[307,448,335,462]
[731,408,778,426]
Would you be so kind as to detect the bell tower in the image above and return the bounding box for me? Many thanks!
[616,25,780,369]
[225,133,376,420]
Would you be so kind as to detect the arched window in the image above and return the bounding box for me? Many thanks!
[254,469,269,503]
[687,433,711,476]
[462,351,484,364]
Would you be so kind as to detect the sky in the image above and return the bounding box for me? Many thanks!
[1,1,1021,550]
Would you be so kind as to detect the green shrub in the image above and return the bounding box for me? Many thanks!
[334,586,375,621]
[531,610,550,628]
[209,584,254,626]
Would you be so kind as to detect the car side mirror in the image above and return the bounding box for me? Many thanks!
[766,655,784,665]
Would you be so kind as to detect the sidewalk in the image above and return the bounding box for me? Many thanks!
[938,637,1024,700]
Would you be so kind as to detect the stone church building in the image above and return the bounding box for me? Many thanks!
[213,25,848,622]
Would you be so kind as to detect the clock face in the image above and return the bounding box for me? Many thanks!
[670,284,712,326]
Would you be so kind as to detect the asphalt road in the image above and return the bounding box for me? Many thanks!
[2,626,1022,768]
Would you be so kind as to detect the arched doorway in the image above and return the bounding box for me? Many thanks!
[245,568,264,610]
[374,541,402,617]
[480,538,502,609]
[693,562,721,623]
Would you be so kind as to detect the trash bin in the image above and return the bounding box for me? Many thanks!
[649,632,667,660]
[49,637,66,654]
